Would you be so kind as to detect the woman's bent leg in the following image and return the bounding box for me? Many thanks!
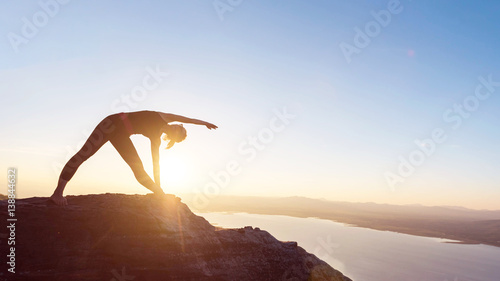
[110,136,164,194]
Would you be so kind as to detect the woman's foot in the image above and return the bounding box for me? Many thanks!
[50,194,68,206]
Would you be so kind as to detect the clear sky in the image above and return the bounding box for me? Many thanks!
[1,0,499,209]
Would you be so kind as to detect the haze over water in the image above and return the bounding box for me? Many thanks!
[202,212,500,281]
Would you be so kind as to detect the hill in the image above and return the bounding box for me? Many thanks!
[0,194,351,281]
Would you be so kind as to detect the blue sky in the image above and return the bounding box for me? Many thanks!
[1,0,499,209]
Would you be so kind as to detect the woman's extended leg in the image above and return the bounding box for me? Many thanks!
[109,136,164,194]
[51,119,114,205]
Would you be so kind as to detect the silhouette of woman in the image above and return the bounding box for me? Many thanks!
[50,111,217,205]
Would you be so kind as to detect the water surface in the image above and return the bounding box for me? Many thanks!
[200,212,500,281]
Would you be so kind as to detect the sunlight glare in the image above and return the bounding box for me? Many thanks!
[160,153,188,187]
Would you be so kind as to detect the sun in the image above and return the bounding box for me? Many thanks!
[160,153,188,187]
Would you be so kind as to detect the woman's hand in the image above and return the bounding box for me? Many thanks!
[203,121,218,130]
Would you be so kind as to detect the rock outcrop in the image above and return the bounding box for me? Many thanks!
[0,194,351,281]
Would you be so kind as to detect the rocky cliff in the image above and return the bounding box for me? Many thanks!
[0,194,351,281]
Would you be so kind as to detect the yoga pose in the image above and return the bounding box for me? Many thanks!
[50,111,217,206]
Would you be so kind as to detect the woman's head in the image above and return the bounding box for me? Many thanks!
[162,124,187,149]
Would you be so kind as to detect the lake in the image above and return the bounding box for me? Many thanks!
[199,212,500,281]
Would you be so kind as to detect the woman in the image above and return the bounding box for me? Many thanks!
[50,111,217,206]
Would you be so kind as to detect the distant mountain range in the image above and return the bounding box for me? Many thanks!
[181,194,500,247]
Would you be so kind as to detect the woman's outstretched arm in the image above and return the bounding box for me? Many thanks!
[158,113,218,130]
